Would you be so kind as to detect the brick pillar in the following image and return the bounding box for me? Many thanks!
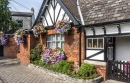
[81,31,85,64]
[17,33,36,64]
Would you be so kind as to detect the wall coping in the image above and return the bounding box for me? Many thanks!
[84,60,106,66]
[28,64,103,83]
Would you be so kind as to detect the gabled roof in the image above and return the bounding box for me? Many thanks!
[34,0,130,26]
[34,0,80,26]
[61,0,130,25]
[62,0,80,22]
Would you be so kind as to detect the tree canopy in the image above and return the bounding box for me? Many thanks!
[0,0,18,34]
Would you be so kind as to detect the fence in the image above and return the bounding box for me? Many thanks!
[107,60,130,82]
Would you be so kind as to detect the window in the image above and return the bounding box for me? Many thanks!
[47,34,64,49]
[16,20,23,28]
[87,38,104,49]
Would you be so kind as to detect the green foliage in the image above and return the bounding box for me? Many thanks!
[32,60,45,66]
[30,49,40,61]
[79,63,95,77]
[0,0,18,33]
[55,60,72,74]
[32,59,99,79]
[30,43,42,62]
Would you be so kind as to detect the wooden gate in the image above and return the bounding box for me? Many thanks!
[0,46,3,57]
[107,60,130,82]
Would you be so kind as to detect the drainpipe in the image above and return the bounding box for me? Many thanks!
[77,0,84,25]
[76,0,85,67]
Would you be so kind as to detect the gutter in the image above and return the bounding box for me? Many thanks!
[76,0,85,67]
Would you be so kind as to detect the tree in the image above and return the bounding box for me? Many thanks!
[0,0,18,34]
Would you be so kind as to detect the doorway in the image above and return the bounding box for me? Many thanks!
[107,37,115,61]
[0,45,3,57]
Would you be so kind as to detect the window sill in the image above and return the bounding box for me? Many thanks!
[84,60,106,66]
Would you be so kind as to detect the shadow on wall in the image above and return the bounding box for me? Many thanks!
[65,28,75,46]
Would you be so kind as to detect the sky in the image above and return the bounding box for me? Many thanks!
[8,0,43,18]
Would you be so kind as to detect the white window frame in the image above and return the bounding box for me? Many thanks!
[87,38,104,49]
[47,34,64,50]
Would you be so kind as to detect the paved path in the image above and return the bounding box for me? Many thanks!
[0,58,127,83]
[0,65,68,83]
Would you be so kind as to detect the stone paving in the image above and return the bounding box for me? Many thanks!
[0,58,127,83]
[0,64,70,83]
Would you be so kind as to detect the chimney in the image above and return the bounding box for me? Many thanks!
[31,7,34,13]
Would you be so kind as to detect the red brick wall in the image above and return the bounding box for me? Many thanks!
[81,31,85,64]
[95,65,106,80]
[39,27,80,67]
[17,33,36,64]
[4,36,17,58]
[64,27,80,67]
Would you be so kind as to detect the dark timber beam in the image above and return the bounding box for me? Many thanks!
[117,24,121,34]
[43,15,49,26]
[102,26,106,35]
[56,7,61,22]
[62,13,66,21]
[91,27,95,35]
[46,8,54,24]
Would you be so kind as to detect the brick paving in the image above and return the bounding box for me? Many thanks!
[0,64,70,83]
[0,58,127,83]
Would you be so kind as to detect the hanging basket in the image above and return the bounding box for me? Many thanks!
[32,23,46,37]
[54,19,71,34]
[14,29,27,45]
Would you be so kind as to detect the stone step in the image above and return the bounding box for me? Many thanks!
[0,58,20,67]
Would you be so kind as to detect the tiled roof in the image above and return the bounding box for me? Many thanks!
[62,0,81,22]
[62,0,130,25]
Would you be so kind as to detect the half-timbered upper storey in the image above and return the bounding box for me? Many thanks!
[34,0,80,27]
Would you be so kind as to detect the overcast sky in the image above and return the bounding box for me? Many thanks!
[8,0,43,18]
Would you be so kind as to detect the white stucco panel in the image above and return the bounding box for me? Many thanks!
[95,27,104,35]
[105,25,118,34]
[86,28,93,36]
[116,36,130,61]
[86,50,104,60]
[121,23,130,33]
[42,0,71,27]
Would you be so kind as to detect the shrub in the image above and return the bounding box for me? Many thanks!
[79,63,95,77]
[30,43,42,62]
[32,60,45,66]
[55,60,72,74]
[30,49,40,62]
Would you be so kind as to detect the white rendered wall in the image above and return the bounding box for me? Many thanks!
[86,22,130,36]
[42,0,71,27]
[86,50,104,60]
[116,36,130,61]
